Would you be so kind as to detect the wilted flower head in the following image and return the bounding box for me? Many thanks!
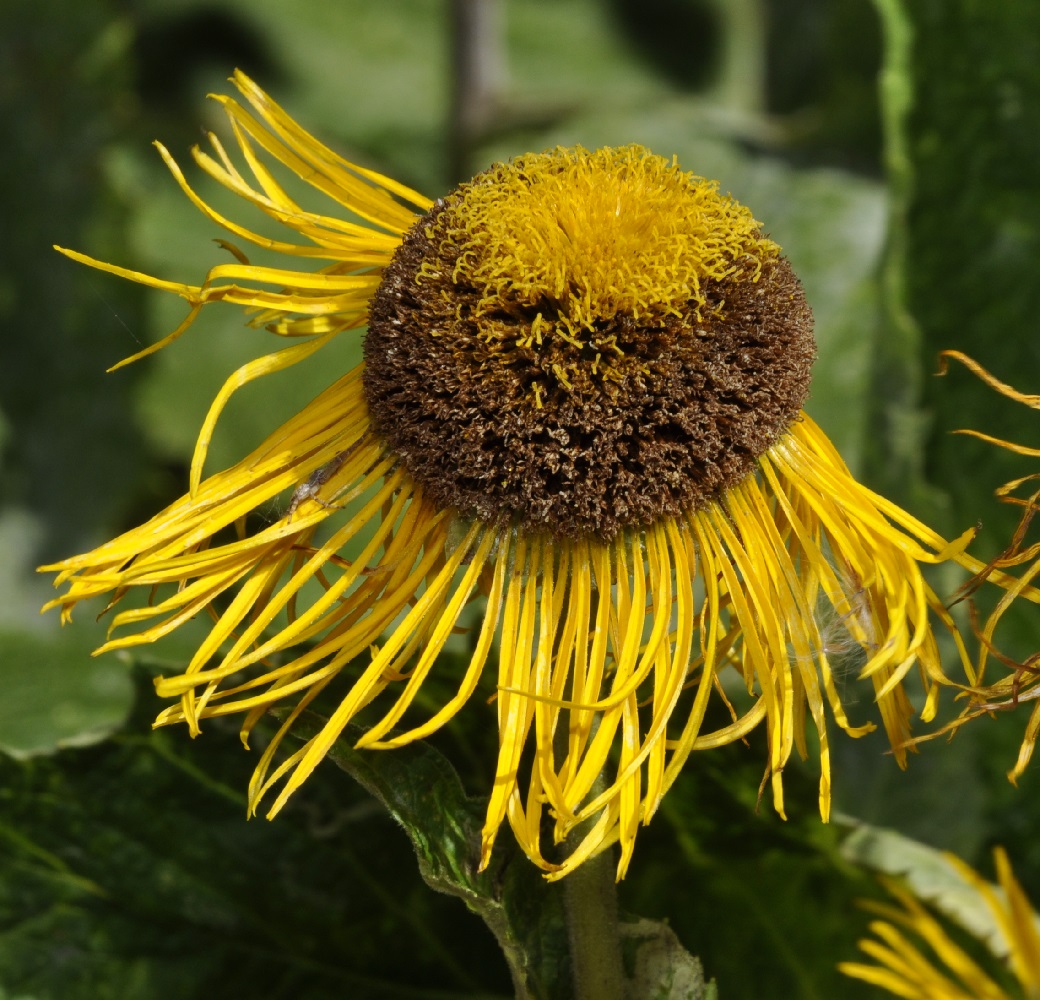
[45,73,993,879]
[937,351,1040,782]
[840,847,1040,999]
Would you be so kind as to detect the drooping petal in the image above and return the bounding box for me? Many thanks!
[841,848,1040,1000]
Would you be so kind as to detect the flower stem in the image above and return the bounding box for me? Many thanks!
[449,0,504,181]
[563,840,625,1000]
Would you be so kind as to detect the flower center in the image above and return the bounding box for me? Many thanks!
[364,145,815,539]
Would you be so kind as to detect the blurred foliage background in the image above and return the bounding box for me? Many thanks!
[2,0,1039,997]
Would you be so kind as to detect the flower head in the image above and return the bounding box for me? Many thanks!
[45,72,992,879]
[840,848,1040,999]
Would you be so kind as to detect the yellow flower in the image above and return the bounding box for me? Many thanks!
[43,72,991,879]
[840,847,1040,999]
[937,351,1040,783]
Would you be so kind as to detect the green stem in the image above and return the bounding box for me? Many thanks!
[563,837,625,1000]
[705,0,767,115]
[448,0,505,182]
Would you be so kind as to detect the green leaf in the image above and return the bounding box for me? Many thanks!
[908,2,1040,468]
[0,675,513,1000]
[0,628,133,759]
[618,918,711,1000]
[0,0,151,559]
[875,0,1040,549]
[287,710,570,1000]
[840,819,1040,964]
[288,712,712,1000]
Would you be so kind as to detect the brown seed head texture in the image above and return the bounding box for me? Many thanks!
[363,148,815,539]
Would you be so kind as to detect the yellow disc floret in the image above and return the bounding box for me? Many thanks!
[431,145,777,345]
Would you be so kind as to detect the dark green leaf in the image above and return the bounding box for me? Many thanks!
[0,628,133,759]
[288,712,712,1000]
[0,675,511,1000]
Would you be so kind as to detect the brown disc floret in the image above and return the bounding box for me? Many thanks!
[363,147,815,539]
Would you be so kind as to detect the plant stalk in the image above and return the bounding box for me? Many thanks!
[563,809,625,1000]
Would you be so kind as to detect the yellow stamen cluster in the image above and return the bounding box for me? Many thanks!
[420,145,777,389]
